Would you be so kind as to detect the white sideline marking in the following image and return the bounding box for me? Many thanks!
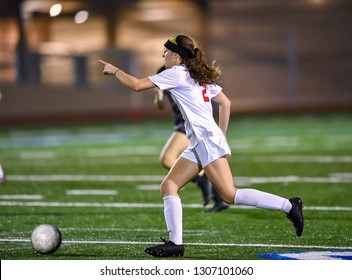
[66,190,118,195]
[87,147,159,157]
[6,174,352,184]
[136,185,160,190]
[3,158,157,167]
[20,151,56,159]
[7,175,164,182]
[0,195,42,200]
[265,137,300,147]
[0,201,164,208]
[235,175,352,185]
[60,227,216,234]
[230,135,352,151]
[0,201,351,211]
[242,155,352,163]
[331,173,352,178]
[0,238,351,251]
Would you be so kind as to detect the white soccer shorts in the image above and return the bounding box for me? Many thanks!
[181,134,231,168]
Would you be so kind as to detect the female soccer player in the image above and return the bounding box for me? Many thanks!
[99,34,303,257]
[154,65,228,212]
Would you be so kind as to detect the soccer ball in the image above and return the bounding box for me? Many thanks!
[31,224,62,254]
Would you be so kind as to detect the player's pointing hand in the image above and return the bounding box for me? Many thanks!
[98,59,119,75]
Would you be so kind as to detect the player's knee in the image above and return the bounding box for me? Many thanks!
[223,196,234,204]
[160,178,178,196]
[160,154,174,169]
[217,190,236,204]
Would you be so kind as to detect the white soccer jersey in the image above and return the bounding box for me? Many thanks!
[149,65,224,148]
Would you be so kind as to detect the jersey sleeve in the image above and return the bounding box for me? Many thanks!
[208,84,223,98]
[148,67,179,91]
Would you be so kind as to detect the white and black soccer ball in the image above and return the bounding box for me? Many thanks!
[31,224,62,254]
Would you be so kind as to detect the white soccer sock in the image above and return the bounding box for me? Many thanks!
[234,189,292,213]
[163,196,183,245]
[0,163,4,178]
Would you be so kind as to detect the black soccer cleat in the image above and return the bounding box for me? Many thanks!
[198,176,213,206]
[287,197,304,237]
[145,237,184,257]
[205,202,229,213]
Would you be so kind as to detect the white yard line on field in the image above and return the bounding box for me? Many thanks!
[20,151,56,159]
[136,185,161,190]
[3,158,157,167]
[0,201,351,211]
[0,195,43,200]
[16,147,159,160]
[4,154,352,170]
[86,147,159,157]
[235,175,352,185]
[6,174,352,185]
[66,190,118,195]
[6,175,165,182]
[0,238,351,251]
[238,155,352,163]
[15,153,352,163]
[61,227,218,233]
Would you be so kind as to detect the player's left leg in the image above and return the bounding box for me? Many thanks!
[159,132,212,205]
[159,157,200,244]
[160,156,201,197]
[145,157,200,257]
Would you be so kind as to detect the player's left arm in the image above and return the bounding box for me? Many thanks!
[99,60,156,92]
[212,91,231,135]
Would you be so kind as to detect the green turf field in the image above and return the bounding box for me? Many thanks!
[0,113,351,260]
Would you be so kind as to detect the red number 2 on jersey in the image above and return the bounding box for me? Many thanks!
[200,83,210,102]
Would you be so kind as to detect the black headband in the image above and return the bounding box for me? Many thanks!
[164,37,193,59]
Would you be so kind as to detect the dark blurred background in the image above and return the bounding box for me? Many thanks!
[1,0,351,125]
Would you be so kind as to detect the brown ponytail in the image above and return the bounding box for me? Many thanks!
[173,34,221,84]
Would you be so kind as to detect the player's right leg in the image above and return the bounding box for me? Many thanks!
[203,157,237,204]
[204,157,303,236]
[205,187,229,213]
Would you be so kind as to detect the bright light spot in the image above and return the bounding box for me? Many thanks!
[49,4,62,17]
[74,10,89,24]
[310,0,325,5]
[138,9,175,21]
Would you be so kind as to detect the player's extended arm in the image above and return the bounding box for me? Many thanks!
[212,91,231,135]
[98,60,155,92]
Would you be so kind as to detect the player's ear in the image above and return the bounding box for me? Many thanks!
[174,53,181,61]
